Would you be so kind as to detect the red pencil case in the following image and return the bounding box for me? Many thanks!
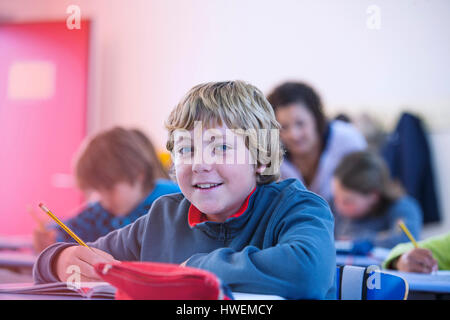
[94,261,232,300]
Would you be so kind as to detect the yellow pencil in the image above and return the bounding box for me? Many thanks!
[398,220,419,248]
[38,203,91,249]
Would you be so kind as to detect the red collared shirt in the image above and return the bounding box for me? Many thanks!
[188,187,256,227]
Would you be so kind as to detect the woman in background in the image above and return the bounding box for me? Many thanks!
[383,232,450,273]
[267,81,367,203]
[332,151,422,249]
[33,127,180,252]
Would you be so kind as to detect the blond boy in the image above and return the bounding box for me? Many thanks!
[33,81,336,299]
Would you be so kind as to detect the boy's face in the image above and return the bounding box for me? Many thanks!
[173,123,262,222]
[95,179,146,217]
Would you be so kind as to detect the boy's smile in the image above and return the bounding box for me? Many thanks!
[192,182,223,190]
[173,123,262,223]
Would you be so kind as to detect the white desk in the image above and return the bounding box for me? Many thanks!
[0,251,37,268]
[0,235,33,251]
[0,279,285,300]
[0,293,84,300]
[232,292,285,300]
[384,270,450,294]
[0,292,284,300]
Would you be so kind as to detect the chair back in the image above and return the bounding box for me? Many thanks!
[336,265,408,300]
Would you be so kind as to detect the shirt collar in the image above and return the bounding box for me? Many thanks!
[188,187,257,227]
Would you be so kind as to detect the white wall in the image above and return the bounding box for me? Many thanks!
[424,132,450,238]
[1,0,449,236]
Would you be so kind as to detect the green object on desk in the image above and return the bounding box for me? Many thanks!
[383,232,450,270]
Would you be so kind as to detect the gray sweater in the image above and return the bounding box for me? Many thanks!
[33,179,337,299]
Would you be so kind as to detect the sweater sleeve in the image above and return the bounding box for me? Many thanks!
[32,242,77,283]
[85,212,149,261]
[383,232,450,270]
[185,192,336,300]
[32,213,150,284]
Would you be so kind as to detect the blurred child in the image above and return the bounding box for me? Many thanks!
[33,81,336,299]
[332,151,423,250]
[383,232,450,273]
[32,127,180,252]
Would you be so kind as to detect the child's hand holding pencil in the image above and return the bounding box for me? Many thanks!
[37,203,119,282]
[394,220,438,273]
[55,245,119,282]
[394,247,438,273]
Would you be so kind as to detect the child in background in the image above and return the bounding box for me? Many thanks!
[33,81,336,299]
[32,127,180,252]
[383,232,450,273]
[267,81,367,203]
[332,151,422,250]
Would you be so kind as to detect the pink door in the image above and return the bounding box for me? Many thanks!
[0,21,90,235]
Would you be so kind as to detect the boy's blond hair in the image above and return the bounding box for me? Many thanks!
[165,80,283,184]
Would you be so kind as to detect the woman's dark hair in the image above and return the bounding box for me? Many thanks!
[334,151,404,217]
[267,81,327,137]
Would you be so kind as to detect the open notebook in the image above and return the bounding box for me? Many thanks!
[0,282,286,300]
[0,282,116,299]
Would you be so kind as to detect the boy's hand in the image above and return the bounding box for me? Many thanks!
[394,248,438,273]
[55,246,118,282]
[32,228,57,253]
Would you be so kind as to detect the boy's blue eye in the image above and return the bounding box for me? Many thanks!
[215,144,229,151]
[178,146,193,155]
